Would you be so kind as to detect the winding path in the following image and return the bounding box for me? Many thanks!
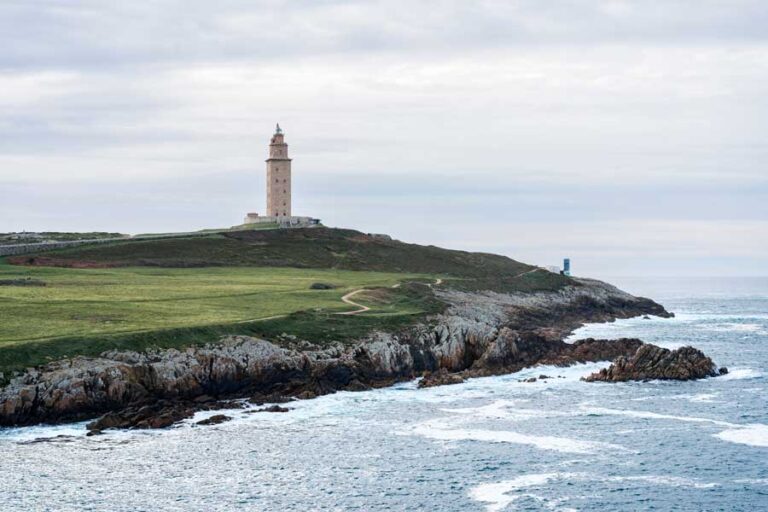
[335,289,372,316]
[512,268,543,279]
[335,277,444,316]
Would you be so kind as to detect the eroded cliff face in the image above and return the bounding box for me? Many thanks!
[0,279,671,428]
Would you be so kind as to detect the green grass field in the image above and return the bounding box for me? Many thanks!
[0,227,572,379]
[0,262,440,377]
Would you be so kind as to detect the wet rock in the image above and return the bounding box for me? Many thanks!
[549,338,644,366]
[719,367,729,375]
[524,377,537,383]
[201,400,245,411]
[248,405,291,413]
[19,435,77,445]
[249,393,294,406]
[583,345,719,382]
[344,379,370,392]
[418,369,465,389]
[86,401,194,431]
[196,414,232,426]
[538,374,551,379]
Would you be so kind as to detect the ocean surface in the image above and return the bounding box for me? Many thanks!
[2,277,767,511]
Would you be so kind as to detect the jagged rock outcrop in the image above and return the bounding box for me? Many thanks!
[196,414,232,426]
[583,344,719,382]
[0,279,672,429]
[418,368,466,388]
[86,401,195,431]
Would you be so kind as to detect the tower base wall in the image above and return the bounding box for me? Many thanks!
[243,214,320,228]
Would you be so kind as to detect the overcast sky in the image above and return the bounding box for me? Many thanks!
[1,1,766,278]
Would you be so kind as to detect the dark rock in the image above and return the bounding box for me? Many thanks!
[524,377,537,383]
[309,282,337,290]
[719,367,729,375]
[249,393,294,406]
[19,434,76,445]
[538,374,551,379]
[550,338,644,366]
[196,414,232,426]
[583,345,719,382]
[345,379,370,391]
[643,315,651,320]
[86,401,194,431]
[249,404,291,413]
[418,368,465,388]
[201,400,245,411]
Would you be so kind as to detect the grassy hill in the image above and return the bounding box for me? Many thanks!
[9,227,570,293]
[0,227,572,378]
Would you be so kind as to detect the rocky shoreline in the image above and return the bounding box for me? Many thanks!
[0,277,722,431]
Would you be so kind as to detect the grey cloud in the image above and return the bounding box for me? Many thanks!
[2,1,768,70]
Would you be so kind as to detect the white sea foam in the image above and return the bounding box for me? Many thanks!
[630,393,719,403]
[714,424,768,448]
[469,473,568,511]
[469,472,719,511]
[581,406,768,449]
[734,478,768,485]
[689,393,719,402]
[580,406,737,427]
[700,322,766,334]
[441,400,569,421]
[716,368,763,381]
[611,475,718,489]
[0,422,88,443]
[409,422,626,454]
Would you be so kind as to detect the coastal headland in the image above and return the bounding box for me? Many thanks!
[0,227,719,430]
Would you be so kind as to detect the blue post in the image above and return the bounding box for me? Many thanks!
[563,258,571,276]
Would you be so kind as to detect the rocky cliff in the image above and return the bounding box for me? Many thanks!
[0,278,673,429]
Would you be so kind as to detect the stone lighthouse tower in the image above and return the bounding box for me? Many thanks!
[243,125,318,227]
[266,123,291,217]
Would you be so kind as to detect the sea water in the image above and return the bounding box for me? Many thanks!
[1,277,766,511]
